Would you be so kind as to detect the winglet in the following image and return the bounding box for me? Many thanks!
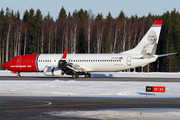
[61,49,68,60]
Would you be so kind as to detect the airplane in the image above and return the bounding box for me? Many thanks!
[2,20,178,78]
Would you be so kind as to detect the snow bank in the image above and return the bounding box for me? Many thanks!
[0,80,180,97]
[48,109,180,120]
[0,70,180,97]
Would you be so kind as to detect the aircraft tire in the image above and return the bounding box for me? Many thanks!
[17,74,21,77]
[85,74,91,78]
[72,74,79,79]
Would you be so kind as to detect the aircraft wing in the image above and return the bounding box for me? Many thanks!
[59,49,91,73]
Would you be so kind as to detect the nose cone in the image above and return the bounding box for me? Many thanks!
[2,62,8,69]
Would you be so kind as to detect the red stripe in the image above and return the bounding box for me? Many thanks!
[153,20,163,25]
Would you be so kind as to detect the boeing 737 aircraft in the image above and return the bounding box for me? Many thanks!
[2,20,177,78]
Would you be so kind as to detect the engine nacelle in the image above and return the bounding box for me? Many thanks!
[58,60,67,68]
[43,66,64,76]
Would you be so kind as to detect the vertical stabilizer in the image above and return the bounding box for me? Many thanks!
[122,20,163,55]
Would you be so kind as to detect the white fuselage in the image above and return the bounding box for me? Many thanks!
[37,54,157,72]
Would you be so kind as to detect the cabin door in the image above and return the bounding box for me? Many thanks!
[127,56,131,66]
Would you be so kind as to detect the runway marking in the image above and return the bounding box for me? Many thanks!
[25,101,52,108]
[0,101,52,109]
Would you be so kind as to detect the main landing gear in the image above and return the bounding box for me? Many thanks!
[72,71,79,79]
[85,73,91,78]
[72,72,91,78]
[72,73,79,79]
[17,72,21,77]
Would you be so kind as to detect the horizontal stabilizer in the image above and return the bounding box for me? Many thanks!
[141,53,156,59]
[158,52,178,57]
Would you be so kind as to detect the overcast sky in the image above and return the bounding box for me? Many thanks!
[1,0,179,20]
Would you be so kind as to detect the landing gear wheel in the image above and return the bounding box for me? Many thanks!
[17,72,21,77]
[85,73,91,78]
[72,74,79,79]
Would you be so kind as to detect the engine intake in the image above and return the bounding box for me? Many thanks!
[43,66,64,76]
[58,60,67,68]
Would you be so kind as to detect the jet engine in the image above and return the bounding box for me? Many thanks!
[58,60,67,68]
[43,66,64,76]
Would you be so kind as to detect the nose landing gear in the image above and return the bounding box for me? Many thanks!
[17,72,21,77]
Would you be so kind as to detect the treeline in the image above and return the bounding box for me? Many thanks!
[0,7,180,72]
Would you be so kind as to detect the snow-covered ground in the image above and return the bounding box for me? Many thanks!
[1,70,180,119]
[47,109,180,120]
[0,70,180,97]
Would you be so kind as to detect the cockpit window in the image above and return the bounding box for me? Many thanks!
[8,59,12,62]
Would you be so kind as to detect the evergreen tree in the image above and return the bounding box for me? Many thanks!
[58,6,67,20]
[35,9,42,53]
[0,8,4,18]
[4,7,11,25]
[28,8,37,54]
[10,10,15,21]
[164,9,180,72]
[96,13,103,20]
[130,15,135,23]
[16,10,20,20]
[169,9,180,71]
[78,8,88,21]
[106,12,112,21]
[72,10,78,19]
[118,10,125,20]
[44,12,52,21]
[23,10,29,22]
[68,12,71,18]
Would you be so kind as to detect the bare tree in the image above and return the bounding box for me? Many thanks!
[17,23,22,56]
[54,27,57,53]
[65,24,68,50]
[112,20,121,53]
[24,27,27,55]
[0,20,2,67]
[41,23,44,53]
[72,22,78,53]
[122,20,127,52]
[6,23,11,62]
[127,21,133,50]
[84,9,94,53]
[48,26,52,54]
[96,21,104,53]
